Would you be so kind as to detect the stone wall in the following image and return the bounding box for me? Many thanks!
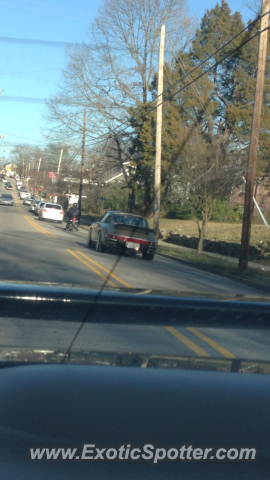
[164,233,263,259]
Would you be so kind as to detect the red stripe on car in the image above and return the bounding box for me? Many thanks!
[107,234,155,246]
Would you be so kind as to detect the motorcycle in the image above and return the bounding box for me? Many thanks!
[68,217,79,232]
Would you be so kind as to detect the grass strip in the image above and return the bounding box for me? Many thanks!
[157,245,270,291]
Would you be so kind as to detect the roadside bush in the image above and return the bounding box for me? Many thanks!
[165,205,194,220]
[103,183,128,211]
[256,240,270,254]
[210,199,243,223]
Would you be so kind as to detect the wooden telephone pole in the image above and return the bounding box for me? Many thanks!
[239,0,269,270]
[57,147,64,179]
[78,110,86,211]
[153,25,165,237]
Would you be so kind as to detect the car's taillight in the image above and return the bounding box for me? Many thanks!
[107,233,155,246]
[43,209,47,212]
[60,212,64,215]
[72,217,77,221]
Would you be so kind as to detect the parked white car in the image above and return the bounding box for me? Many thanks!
[16,181,22,189]
[39,203,64,224]
[20,191,31,200]
[2,178,7,183]
[23,195,35,205]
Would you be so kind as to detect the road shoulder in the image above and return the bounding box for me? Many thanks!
[156,250,270,295]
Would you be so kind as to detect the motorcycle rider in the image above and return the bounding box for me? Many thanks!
[65,203,81,230]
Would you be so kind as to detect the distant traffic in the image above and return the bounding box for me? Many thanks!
[0,174,156,260]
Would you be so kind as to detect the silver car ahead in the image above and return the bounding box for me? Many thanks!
[30,200,39,212]
[35,201,45,215]
[0,194,13,206]
[23,196,35,205]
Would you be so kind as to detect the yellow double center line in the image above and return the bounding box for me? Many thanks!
[13,195,23,213]
[67,249,235,359]
[165,327,235,358]
[67,250,133,288]
[186,327,235,358]
[13,193,57,238]
[12,195,237,358]
[23,215,57,238]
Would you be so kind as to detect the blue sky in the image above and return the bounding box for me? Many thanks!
[0,0,257,157]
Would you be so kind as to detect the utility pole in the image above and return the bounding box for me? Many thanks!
[153,24,165,237]
[41,160,47,198]
[239,0,269,270]
[22,158,25,178]
[78,109,86,211]
[57,147,64,178]
[38,157,41,171]
[89,160,93,190]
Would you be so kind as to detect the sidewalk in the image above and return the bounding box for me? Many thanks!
[158,240,270,272]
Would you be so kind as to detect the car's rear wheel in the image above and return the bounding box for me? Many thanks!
[142,252,155,261]
[95,233,105,253]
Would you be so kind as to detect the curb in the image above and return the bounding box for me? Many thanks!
[156,252,270,295]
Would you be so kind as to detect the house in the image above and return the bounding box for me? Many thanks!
[4,162,18,173]
[231,183,270,216]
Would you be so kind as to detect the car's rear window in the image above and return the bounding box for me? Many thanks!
[45,204,62,209]
[113,215,149,228]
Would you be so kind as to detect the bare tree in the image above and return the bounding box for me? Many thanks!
[44,0,196,147]
[243,0,261,15]
[180,129,244,254]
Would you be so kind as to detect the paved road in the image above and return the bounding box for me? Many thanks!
[0,179,269,362]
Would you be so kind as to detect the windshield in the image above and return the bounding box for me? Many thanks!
[0,0,268,359]
[0,6,270,477]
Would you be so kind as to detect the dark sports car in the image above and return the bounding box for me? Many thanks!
[87,211,157,260]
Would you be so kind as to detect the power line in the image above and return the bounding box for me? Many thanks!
[0,96,46,104]
[0,130,49,144]
[0,36,159,51]
[2,14,267,155]
[144,11,267,112]
[3,23,266,154]
[65,143,83,166]
[93,15,270,146]
[115,11,267,140]
[0,0,87,21]
[155,24,270,114]
[0,68,60,75]
[21,0,92,15]
[0,130,83,151]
